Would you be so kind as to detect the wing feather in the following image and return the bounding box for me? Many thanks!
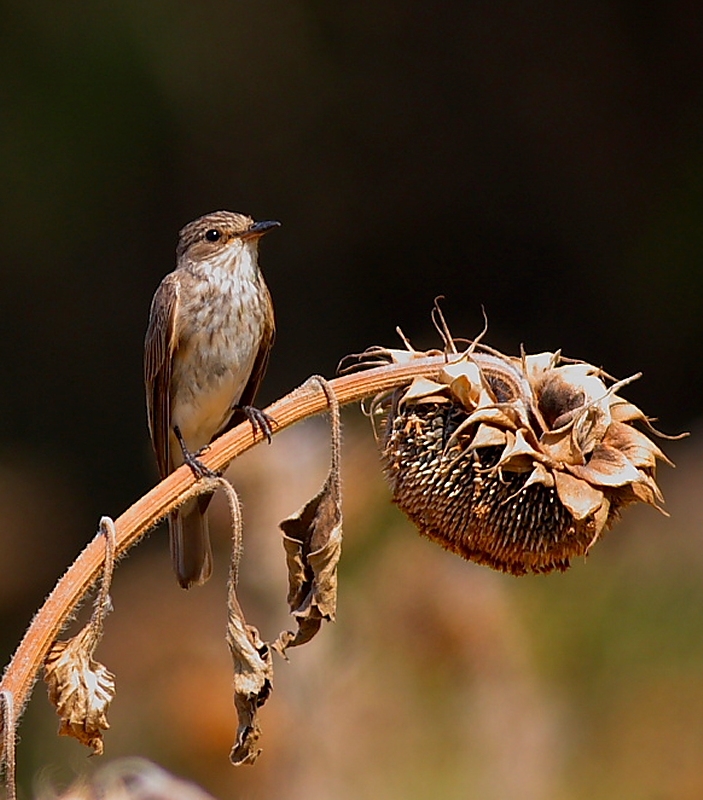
[144,274,180,478]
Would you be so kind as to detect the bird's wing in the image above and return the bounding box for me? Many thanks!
[144,273,180,478]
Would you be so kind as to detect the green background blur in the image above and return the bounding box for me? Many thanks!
[2,2,703,798]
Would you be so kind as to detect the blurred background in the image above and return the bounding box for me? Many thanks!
[2,1,703,797]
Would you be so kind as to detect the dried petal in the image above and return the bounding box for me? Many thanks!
[570,401,612,459]
[609,397,647,423]
[469,423,508,450]
[440,360,484,409]
[400,376,450,405]
[44,626,115,755]
[553,471,605,520]
[496,428,544,472]
[603,420,673,468]
[522,351,560,384]
[586,496,611,553]
[524,461,555,489]
[541,428,583,466]
[568,444,643,487]
[461,405,518,431]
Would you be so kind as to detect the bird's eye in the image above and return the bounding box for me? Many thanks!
[205,229,221,242]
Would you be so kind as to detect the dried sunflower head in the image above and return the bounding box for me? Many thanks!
[370,344,678,575]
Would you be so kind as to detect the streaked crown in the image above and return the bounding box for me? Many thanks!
[177,211,254,259]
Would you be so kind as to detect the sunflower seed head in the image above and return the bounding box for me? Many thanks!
[373,345,676,575]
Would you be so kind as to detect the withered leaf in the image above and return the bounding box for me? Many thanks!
[275,472,342,655]
[44,625,115,755]
[227,610,273,766]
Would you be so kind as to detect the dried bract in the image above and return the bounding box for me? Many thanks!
[371,345,677,575]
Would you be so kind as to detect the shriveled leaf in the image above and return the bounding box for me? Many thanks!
[227,610,273,766]
[275,473,342,655]
[568,444,643,487]
[553,470,605,521]
[44,625,115,755]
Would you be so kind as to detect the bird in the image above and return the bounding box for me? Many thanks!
[144,210,278,588]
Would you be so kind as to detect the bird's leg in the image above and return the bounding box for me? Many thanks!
[235,405,276,444]
[174,425,219,479]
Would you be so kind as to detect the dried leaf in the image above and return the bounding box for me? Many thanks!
[227,608,273,766]
[44,625,115,755]
[222,478,273,767]
[274,377,343,656]
[43,517,116,756]
[553,470,605,521]
[275,474,343,654]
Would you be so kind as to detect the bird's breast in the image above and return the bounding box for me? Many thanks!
[170,268,267,452]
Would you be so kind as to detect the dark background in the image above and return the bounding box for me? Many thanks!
[2,2,703,796]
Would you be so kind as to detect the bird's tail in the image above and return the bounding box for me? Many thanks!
[169,492,213,589]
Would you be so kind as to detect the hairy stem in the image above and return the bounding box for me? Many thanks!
[0,355,448,726]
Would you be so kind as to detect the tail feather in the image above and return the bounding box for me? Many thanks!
[169,492,213,589]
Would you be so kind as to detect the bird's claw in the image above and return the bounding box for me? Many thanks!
[240,405,276,443]
[174,426,219,479]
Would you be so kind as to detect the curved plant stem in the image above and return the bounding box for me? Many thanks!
[0,355,448,727]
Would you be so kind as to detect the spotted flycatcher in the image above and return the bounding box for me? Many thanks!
[144,210,278,588]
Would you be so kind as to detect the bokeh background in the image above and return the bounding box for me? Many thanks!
[2,2,703,798]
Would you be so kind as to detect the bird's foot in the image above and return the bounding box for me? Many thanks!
[237,405,276,443]
[174,426,219,480]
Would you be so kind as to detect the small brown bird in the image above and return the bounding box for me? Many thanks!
[144,210,278,588]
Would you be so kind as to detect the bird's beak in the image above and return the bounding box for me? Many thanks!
[241,220,281,239]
